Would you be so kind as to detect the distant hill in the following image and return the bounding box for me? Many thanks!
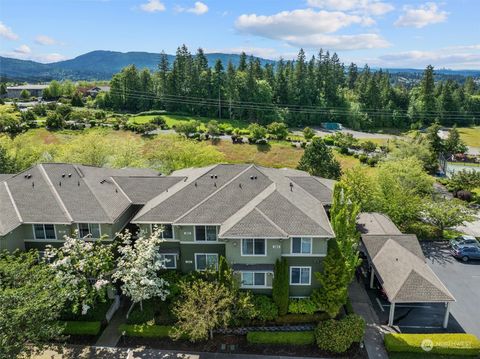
[1,50,479,82]
[0,50,276,82]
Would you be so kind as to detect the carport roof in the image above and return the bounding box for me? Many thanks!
[364,237,455,303]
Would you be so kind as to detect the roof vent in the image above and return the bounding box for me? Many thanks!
[32,181,34,188]
[27,174,32,179]
[100,179,106,184]
[210,175,214,179]
[78,181,80,186]
[195,182,197,187]
[214,175,218,179]
[59,181,62,187]
[61,173,65,178]
[254,176,257,180]
[239,183,242,188]
[24,174,28,178]
[68,173,72,178]
[184,177,188,182]
[289,182,294,191]
[214,182,217,187]
[115,188,118,193]
[250,176,254,180]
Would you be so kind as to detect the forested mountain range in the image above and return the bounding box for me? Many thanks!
[1,49,479,83]
[90,45,480,130]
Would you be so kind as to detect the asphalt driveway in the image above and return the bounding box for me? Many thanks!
[422,241,480,338]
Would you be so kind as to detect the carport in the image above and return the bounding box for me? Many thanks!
[357,213,456,329]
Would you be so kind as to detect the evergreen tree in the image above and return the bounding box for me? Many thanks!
[312,239,348,318]
[272,258,289,316]
[298,138,342,179]
[420,65,436,124]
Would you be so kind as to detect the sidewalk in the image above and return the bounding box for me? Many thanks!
[33,345,333,359]
[349,279,390,359]
[95,300,130,347]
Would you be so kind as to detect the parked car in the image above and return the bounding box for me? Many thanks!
[450,235,479,249]
[452,245,480,262]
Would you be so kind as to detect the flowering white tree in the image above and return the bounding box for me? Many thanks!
[44,234,114,315]
[113,227,170,310]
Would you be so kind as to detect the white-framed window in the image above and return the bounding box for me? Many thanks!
[195,253,218,271]
[160,254,177,269]
[151,224,173,239]
[290,267,311,285]
[291,237,312,254]
[33,224,56,240]
[78,223,101,238]
[241,271,270,288]
[195,226,217,242]
[241,238,266,256]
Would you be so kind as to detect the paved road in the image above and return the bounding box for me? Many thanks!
[423,241,480,338]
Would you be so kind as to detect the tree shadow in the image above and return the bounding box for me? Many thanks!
[421,241,455,266]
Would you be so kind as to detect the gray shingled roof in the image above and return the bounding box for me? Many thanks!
[371,239,455,303]
[113,176,184,204]
[0,164,159,233]
[289,176,334,204]
[357,212,403,235]
[362,234,424,260]
[134,164,335,238]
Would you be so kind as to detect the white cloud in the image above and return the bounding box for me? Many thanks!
[14,44,31,54]
[0,21,19,40]
[140,0,166,13]
[283,33,390,50]
[373,46,480,69]
[176,2,209,15]
[395,2,448,28]
[235,9,389,50]
[2,50,67,63]
[35,35,58,46]
[307,0,394,16]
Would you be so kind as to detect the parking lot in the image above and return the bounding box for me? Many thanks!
[422,241,480,338]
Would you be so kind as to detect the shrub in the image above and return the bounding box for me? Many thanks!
[323,136,334,146]
[303,127,315,140]
[275,313,329,325]
[404,222,441,240]
[359,154,368,163]
[267,122,289,140]
[315,314,366,353]
[339,146,349,155]
[367,156,379,167]
[126,301,156,324]
[119,324,172,338]
[61,300,112,322]
[384,333,480,356]
[63,321,101,336]
[247,331,315,345]
[247,123,267,142]
[288,298,317,315]
[252,295,278,322]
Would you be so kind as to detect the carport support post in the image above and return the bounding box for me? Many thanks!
[388,302,395,326]
[369,266,375,289]
[443,302,451,329]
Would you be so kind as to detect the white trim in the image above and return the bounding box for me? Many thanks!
[289,266,311,286]
[282,254,326,257]
[194,253,219,271]
[77,223,102,239]
[160,253,177,269]
[110,177,133,204]
[241,238,267,256]
[32,224,57,241]
[290,237,312,255]
[240,271,272,289]
[150,223,174,240]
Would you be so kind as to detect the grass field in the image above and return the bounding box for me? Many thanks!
[458,126,480,147]
[128,114,249,129]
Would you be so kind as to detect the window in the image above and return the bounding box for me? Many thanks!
[290,267,311,285]
[241,272,268,287]
[160,254,177,269]
[33,224,56,240]
[242,238,266,256]
[195,253,218,271]
[292,237,312,254]
[195,226,217,241]
[78,223,101,238]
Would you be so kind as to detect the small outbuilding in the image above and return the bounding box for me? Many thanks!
[357,213,455,328]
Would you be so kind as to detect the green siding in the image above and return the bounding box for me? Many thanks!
[0,226,25,252]
[225,238,282,265]
[281,237,328,255]
[175,225,194,242]
[286,257,324,297]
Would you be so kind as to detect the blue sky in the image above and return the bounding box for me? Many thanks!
[1,0,479,69]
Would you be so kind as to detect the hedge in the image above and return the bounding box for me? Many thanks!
[385,333,480,356]
[62,321,102,336]
[275,312,329,325]
[315,314,366,353]
[119,324,173,338]
[247,331,315,346]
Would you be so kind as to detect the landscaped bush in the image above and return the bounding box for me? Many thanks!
[247,331,315,346]
[119,324,172,338]
[404,221,441,240]
[63,321,102,336]
[315,314,366,353]
[288,298,317,315]
[323,136,334,146]
[252,295,278,322]
[126,301,156,324]
[61,299,112,322]
[275,313,329,325]
[384,333,480,356]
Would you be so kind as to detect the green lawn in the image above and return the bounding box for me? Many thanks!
[127,113,249,129]
[458,126,480,147]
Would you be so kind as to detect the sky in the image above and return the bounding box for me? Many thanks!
[1,0,479,69]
